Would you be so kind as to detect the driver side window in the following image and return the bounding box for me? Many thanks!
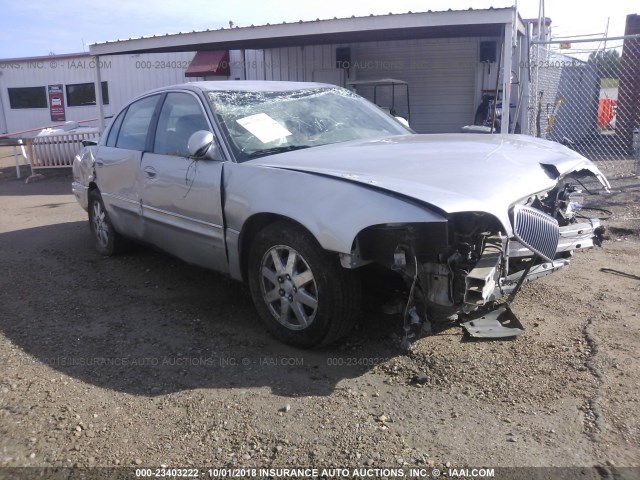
[154,93,210,157]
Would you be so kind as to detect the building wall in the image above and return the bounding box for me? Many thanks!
[0,52,200,134]
[528,48,599,141]
[230,36,492,134]
[230,45,345,83]
[549,64,599,143]
[2,36,507,135]
[351,38,478,133]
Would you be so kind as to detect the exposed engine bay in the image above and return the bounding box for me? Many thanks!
[352,180,606,346]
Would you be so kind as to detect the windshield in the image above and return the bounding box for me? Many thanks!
[206,87,411,162]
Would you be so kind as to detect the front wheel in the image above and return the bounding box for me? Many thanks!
[248,222,361,348]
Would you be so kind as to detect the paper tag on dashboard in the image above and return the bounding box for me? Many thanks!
[236,113,291,143]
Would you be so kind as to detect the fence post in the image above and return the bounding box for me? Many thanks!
[94,55,106,134]
[634,127,640,176]
[13,145,21,179]
[501,22,513,134]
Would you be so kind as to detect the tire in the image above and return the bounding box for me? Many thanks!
[248,221,361,348]
[88,189,127,256]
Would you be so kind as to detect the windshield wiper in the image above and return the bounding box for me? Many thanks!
[247,145,311,159]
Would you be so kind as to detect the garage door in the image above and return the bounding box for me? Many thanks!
[352,38,478,134]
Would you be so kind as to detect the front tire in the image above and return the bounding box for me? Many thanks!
[248,222,361,348]
[88,189,127,256]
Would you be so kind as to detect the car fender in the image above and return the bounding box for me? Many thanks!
[222,162,446,280]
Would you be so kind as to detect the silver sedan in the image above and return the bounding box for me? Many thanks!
[72,81,609,347]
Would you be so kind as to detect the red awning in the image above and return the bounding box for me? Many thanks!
[185,50,230,77]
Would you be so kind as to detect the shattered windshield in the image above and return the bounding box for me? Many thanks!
[206,87,411,162]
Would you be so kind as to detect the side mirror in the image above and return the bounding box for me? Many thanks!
[187,130,220,160]
[394,116,410,128]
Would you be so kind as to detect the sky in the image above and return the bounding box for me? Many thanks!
[0,0,636,59]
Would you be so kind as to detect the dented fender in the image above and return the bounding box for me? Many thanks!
[222,162,446,279]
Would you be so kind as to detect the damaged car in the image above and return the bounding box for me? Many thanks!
[72,81,609,348]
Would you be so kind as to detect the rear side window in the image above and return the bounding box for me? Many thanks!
[105,109,126,147]
[115,95,159,151]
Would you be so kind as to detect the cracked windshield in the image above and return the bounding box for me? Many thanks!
[207,87,410,161]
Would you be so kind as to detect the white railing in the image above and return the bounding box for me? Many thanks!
[27,132,99,170]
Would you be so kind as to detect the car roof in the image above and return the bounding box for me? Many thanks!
[140,80,336,98]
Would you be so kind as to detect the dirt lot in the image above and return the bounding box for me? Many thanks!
[0,150,639,478]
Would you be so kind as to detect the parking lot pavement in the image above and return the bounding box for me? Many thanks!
[0,159,638,472]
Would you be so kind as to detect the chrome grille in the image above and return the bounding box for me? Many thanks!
[512,205,560,262]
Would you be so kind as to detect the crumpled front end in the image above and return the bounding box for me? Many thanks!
[460,211,603,309]
[351,178,607,342]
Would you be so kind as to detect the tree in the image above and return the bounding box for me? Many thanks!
[588,49,621,78]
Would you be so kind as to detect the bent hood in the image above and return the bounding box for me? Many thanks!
[250,134,609,233]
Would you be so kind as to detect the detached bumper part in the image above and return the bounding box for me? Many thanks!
[461,305,525,338]
[499,259,569,296]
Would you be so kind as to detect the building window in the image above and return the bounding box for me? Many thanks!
[8,86,47,109]
[66,82,110,107]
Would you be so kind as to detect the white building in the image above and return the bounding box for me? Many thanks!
[0,7,528,136]
[0,51,204,134]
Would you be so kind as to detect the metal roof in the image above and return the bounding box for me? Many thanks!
[90,7,523,56]
[0,52,89,63]
[132,81,335,102]
[347,79,409,86]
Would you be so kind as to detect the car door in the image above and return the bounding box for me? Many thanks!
[140,91,228,273]
[94,94,161,239]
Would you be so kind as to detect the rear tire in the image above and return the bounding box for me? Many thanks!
[248,221,361,348]
[88,189,127,256]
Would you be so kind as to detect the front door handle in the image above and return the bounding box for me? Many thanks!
[143,166,157,178]
[95,159,105,167]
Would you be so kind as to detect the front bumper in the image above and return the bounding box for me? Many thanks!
[508,219,602,258]
[464,218,602,306]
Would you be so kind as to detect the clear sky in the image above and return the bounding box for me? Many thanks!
[0,0,636,59]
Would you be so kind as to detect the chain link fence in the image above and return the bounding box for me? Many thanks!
[527,35,640,177]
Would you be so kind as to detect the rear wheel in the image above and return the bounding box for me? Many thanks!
[248,222,361,348]
[88,189,127,256]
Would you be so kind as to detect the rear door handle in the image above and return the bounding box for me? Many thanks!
[143,166,157,178]
[95,159,104,167]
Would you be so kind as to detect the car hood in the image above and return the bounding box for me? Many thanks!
[249,134,610,232]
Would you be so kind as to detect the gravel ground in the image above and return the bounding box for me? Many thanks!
[0,151,639,477]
